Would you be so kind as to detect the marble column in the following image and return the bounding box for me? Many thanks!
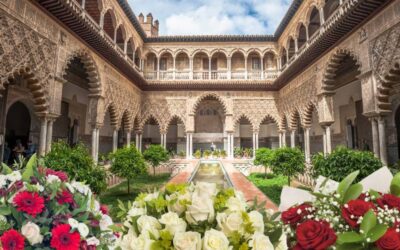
[38,117,48,157]
[186,134,190,159]
[113,129,118,152]
[189,133,193,158]
[370,118,380,158]
[157,57,160,80]
[227,133,231,158]
[279,132,282,148]
[322,126,327,155]
[135,133,139,150]
[282,131,287,147]
[378,117,388,166]
[230,133,234,159]
[304,127,311,164]
[139,134,143,152]
[227,57,232,80]
[325,125,332,154]
[126,131,131,147]
[91,127,99,163]
[290,130,296,148]
[45,119,54,154]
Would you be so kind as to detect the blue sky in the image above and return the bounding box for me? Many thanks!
[127,0,292,35]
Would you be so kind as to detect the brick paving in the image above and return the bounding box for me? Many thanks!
[168,160,199,184]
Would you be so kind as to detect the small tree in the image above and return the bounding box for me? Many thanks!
[109,146,147,194]
[143,145,170,175]
[254,148,274,176]
[270,147,305,186]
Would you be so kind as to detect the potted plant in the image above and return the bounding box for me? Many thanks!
[203,150,211,159]
[194,150,202,159]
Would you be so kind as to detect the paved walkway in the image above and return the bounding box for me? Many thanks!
[168,159,278,211]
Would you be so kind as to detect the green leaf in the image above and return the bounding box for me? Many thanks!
[1,163,12,174]
[335,243,364,250]
[0,206,11,216]
[367,224,388,242]
[337,232,364,244]
[360,210,377,235]
[22,154,37,182]
[390,172,400,196]
[343,183,363,204]
[337,170,360,203]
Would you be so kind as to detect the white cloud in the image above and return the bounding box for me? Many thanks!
[128,0,291,35]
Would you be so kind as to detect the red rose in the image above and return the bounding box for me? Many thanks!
[282,203,312,226]
[51,224,80,250]
[376,228,400,250]
[56,190,74,205]
[46,169,68,182]
[13,191,45,217]
[100,204,109,215]
[342,199,375,228]
[0,229,25,250]
[294,220,337,250]
[377,194,400,210]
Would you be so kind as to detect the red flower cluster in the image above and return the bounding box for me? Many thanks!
[341,199,375,228]
[377,194,400,210]
[45,169,68,182]
[100,204,109,215]
[50,224,81,250]
[56,190,74,205]
[13,191,44,217]
[281,203,312,226]
[293,220,337,250]
[0,229,25,250]
[376,228,400,250]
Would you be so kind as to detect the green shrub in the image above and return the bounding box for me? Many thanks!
[109,146,147,194]
[178,151,186,158]
[234,147,243,158]
[220,150,227,158]
[203,150,211,158]
[143,145,170,175]
[44,141,107,194]
[243,148,253,158]
[194,150,202,159]
[312,146,382,182]
[270,147,305,186]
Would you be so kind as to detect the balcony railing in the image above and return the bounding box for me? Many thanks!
[193,71,210,80]
[160,71,174,80]
[144,71,157,80]
[264,70,279,79]
[248,71,262,80]
[175,71,190,80]
[211,71,228,80]
[231,71,246,80]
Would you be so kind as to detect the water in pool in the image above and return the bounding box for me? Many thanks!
[190,161,230,189]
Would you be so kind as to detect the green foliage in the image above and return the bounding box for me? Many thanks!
[203,150,211,158]
[312,146,382,182]
[270,147,305,185]
[143,145,170,175]
[109,146,147,193]
[391,172,400,196]
[44,141,107,194]
[254,148,273,168]
[220,150,227,158]
[194,150,202,159]
[234,147,243,158]
[243,148,253,158]
[178,151,186,158]
[247,173,288,204]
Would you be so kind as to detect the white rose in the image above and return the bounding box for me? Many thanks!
[216,212,243,236]
[159,212,187,236]
[167,191,191,215]
[226,197,247,212]
[173,231,202,250]
[46,174,61,184]
[68,218,79,228]
[78,223,89,238]
[137,215,161,239]
[203,229,230,250]
[21,222,43,245]
[34,183,44,192]
[65,182,75,193]
[193,182,217,198]
[100,214,113,231]
[249,232,274,250]
[131,234,154,250]
[7,171,21,183]
[276,232,288,250]
[144,192,159,201]
[128,207,147,218]
[86,236,100,246]
[248,211,264,233]
[119,232,137,250]
[186,195,214,224]
[0,215,6,222]
[71,181,91,196]
[0,175,7,188]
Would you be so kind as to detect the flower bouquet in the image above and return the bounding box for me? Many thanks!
[280,169,400,250]
[0,155,116,250]
[116,182,287,250]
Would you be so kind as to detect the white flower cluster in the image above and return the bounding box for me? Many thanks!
[119,182,287,250]
[0,171,22,189]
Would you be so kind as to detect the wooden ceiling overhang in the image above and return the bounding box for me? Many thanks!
[35,0,390,92]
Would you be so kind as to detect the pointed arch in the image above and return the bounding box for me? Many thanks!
[140,114,161,131]
[302,102,319,127]
[289,109,302,130]
[191,93,228,114]
[102,103,118,127]
[166,115,186,132]
[234,114,254,131]
[378,60,400,112]
[120,110,132,131]
[62,50,101,95]
[321,48,362,94]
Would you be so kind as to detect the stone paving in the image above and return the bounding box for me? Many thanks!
[168,159,278,211]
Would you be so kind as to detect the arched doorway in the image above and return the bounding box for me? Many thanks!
[143,116,161,150]
[166,116,185,156]
[194,96,226,152]
[4,101,31,164]
[258,116,279,148]
[234,116,253,158]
